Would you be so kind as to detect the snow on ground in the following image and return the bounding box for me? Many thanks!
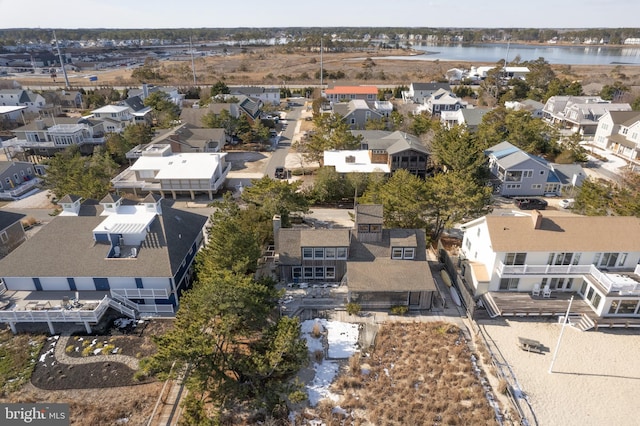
[301,319,360,407]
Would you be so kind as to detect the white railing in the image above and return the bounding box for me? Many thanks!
[498,262,592,276]
[588,265,640,294]
[211,162,232,191]
[107,298,137,318]
[111,288,169,299]
[0,296,110,323]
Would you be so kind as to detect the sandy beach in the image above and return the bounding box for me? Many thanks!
[478,318,640,426]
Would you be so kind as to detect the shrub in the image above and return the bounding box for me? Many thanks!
[311,321,323,339]
[390,305,408,315]
[346,302,361,316]
[65,345,75,353]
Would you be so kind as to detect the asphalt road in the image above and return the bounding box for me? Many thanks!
[264,105,303,178]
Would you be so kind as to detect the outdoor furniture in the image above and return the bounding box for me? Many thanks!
[542,285,552,298]
[532,283,541,297]
[518,337,544,354]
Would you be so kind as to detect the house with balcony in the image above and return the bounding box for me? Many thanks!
[424,88,467,116]
[0,89,46,116]
[128,83,183,107]
[542,96,632,136]
[122,95,153,125]
[486,142,585,197]
[230,86,280,106]
[0,160,44,200]
[459,210,640,328]
[90,105,134,133]
[2,117,106,158]
[0,194,209,334]
[441,108,491,132]
[274,204,435,311]
[0,211,26,259]
[593,110,640,163]
[111,144,231,200]
[351,130,431,178]
[323,86,379,104]
[401,82,451,104]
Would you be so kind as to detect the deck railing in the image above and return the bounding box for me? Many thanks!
[498,262,591,276]
[0,296,110,323]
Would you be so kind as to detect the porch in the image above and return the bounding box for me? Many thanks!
[483,291,594,318]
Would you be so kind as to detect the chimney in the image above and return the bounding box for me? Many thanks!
[531,210,543,229]
[273,215,282,251]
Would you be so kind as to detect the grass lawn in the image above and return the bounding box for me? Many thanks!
[0,329,46,396]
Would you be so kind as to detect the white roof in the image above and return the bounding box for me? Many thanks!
[0,105,27,114]
[323,150,390,174]
[92,105,130,113]
[92,205,156,236]
[131,153,226,179]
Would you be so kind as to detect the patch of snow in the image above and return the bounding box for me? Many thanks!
[325,321,359,359]
[307,361,340,406]
[91,339,97,346]
[115,318,136,329]
[93,348,102,355]
[112,347,120,354]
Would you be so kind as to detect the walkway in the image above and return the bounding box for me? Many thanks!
[53,334,140,370]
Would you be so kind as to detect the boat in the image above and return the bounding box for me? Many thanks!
[450,286,462,307]
[440,269,452,287]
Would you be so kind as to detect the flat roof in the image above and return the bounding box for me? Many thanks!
[131,153,226,179]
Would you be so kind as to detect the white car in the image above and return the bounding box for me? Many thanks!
[559,199,575,209]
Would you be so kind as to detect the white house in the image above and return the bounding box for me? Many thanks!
[323,150,390,174]
[593,110,640,162]
[0,89,46,115]
[111,144,231,200]
[459,211,640,326]
[90,105,133,133]
[543,96,632,135]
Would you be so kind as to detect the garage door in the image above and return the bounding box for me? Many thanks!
[74,278,96,291]
[39,277,70,291]
[3,277,35,291]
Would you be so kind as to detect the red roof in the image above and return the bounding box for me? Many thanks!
[324,86,378,95]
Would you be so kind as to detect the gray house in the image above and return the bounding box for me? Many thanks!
[0,211,26,259]
[275,204,435,311]
[486,141,585,197]
[0,160,43,200]
[333,99,384,130]
[402,82,452,104]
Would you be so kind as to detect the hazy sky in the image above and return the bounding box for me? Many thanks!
[1,0,638,29]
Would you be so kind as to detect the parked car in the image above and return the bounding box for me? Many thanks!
[514,197,548,210]
[559,198,575,209]
[274,167,287,179]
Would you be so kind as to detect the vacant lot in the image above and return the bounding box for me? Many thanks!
[304,322,501,425]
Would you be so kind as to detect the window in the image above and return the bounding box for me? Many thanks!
[477,228,481,237]
[314,248,324,259]
[505,170,523,182]
[358,224,370,233]
[594,252,625,268]
[548,252,574,266]
[336,247,347,259]
[325,248,336,259]
[465,238,471,250]
[315,267,324,279]
[392,248,403,259]
[303,248,313,259]
[370,224,382,232]
[326,267,335,279]
[531,184,542,189]
[504,252,526,265]
[350,118,356,124]
[523,170,533,178]
[506,184,521,189]
[404,248,415,259]
[303,267,313,278]
[292,267,302,279]
[499,278,519,291]
[0,231,8,243]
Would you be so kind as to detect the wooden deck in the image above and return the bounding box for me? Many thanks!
[487,291,594,317]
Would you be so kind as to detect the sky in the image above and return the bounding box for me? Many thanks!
[1,0,639,29]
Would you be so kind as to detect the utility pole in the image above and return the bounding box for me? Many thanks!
[52,30,70,89]
[320,36,323,90]
[190,36,197,85]
[549,295,574,374]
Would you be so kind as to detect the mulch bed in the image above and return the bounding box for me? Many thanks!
[30,316,174,391]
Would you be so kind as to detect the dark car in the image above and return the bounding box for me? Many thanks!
[274,167,287,179]
[514,197,548,210]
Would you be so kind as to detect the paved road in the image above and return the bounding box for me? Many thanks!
[264,105,303,178]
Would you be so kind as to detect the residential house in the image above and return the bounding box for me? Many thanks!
[122,95,153,125]
[180,102,241,129]
[230,86,280,106]
[401,82,452,104]
[323,150,391,174]
[505,99,545,118]
[111,144,231,200]
[0,105,26,129]
[0,194,209,334]
[58,90,83,109]
[424,88,467,116]
[323,86,378,104]
[0,160,43,200]
[0,211,26,259]
[275,204,435,311]
[333,99,384,129]
[0,89,46,117]
[459,211,640,325]
[90,105,134,133]
[441,108,491,132]
[593,110,640,163]
[486,142,585,196]
[542,95,632,135]
[128,83,183,107]
[2,117,106,158]
[353,130,431,177]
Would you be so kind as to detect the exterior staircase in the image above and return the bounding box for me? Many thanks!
[572,313,595,331]
[107,297,137,319]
